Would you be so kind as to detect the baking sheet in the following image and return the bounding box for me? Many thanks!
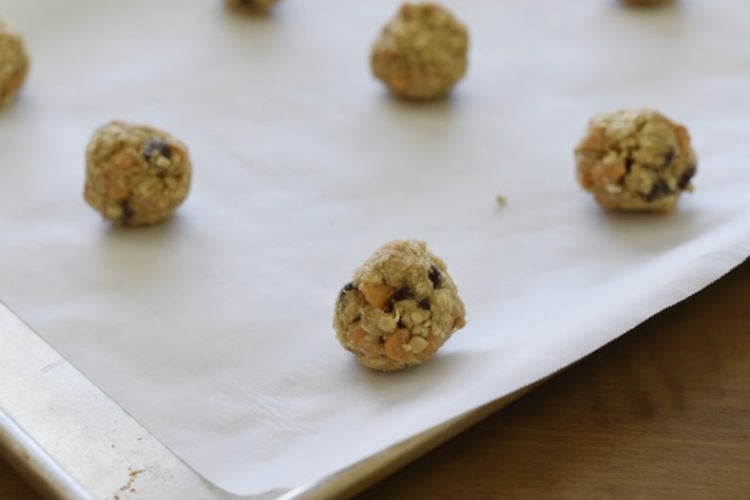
[2,0,750,495]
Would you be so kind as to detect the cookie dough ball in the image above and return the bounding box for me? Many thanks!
[84,121,192,226]
[371,3,469,100]
[0,21,30,109]
[335,240,466,372]
[224,0,280,14]
[575,109,696,213]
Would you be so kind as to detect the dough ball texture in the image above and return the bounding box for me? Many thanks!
[0,20,29,109]
[575,109,696,213]
[371,3,469,100]
[84,121,192,226]
[335,240,467,372]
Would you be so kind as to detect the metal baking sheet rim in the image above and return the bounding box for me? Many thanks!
[0,300,534,499]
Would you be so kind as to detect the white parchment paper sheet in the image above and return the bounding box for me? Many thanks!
[2,0,750,495]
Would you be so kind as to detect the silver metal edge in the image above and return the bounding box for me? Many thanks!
[0,301,246,500]
[0,408,93,500]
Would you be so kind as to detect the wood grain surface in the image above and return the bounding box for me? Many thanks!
[0,456,40,500]
[2,259,749,499]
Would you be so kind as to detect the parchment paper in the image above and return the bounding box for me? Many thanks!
[2,0,750,495]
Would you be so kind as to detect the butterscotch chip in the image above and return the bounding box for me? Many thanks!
[334,240,466,372]
[0,20,29,109]
[370,3,469,100]
[84,121,192,226]
[224,0,280,14]
[575,109,697,213]
[359,282,397,309]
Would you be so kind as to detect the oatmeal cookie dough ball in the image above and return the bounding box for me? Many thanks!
[335,240,466,372]
[84,121,192,226]
[575,109,696,213]
[224,0,280,14]
[371,3,469,100]
[0,21,30,109]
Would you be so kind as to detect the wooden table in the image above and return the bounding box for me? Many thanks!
[3,260,749,499]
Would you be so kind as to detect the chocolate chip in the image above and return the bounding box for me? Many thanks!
[392,287,413,301]
[418,298,430,310]
[428,265,442,289]
[645,179,674,202]
[142,138,172,162]
[677,168,696,190]
[120,200,135,223]
[338,282,354,301]
[384,288,414,313]
[663,148,675,168]
[625,157,634,173]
